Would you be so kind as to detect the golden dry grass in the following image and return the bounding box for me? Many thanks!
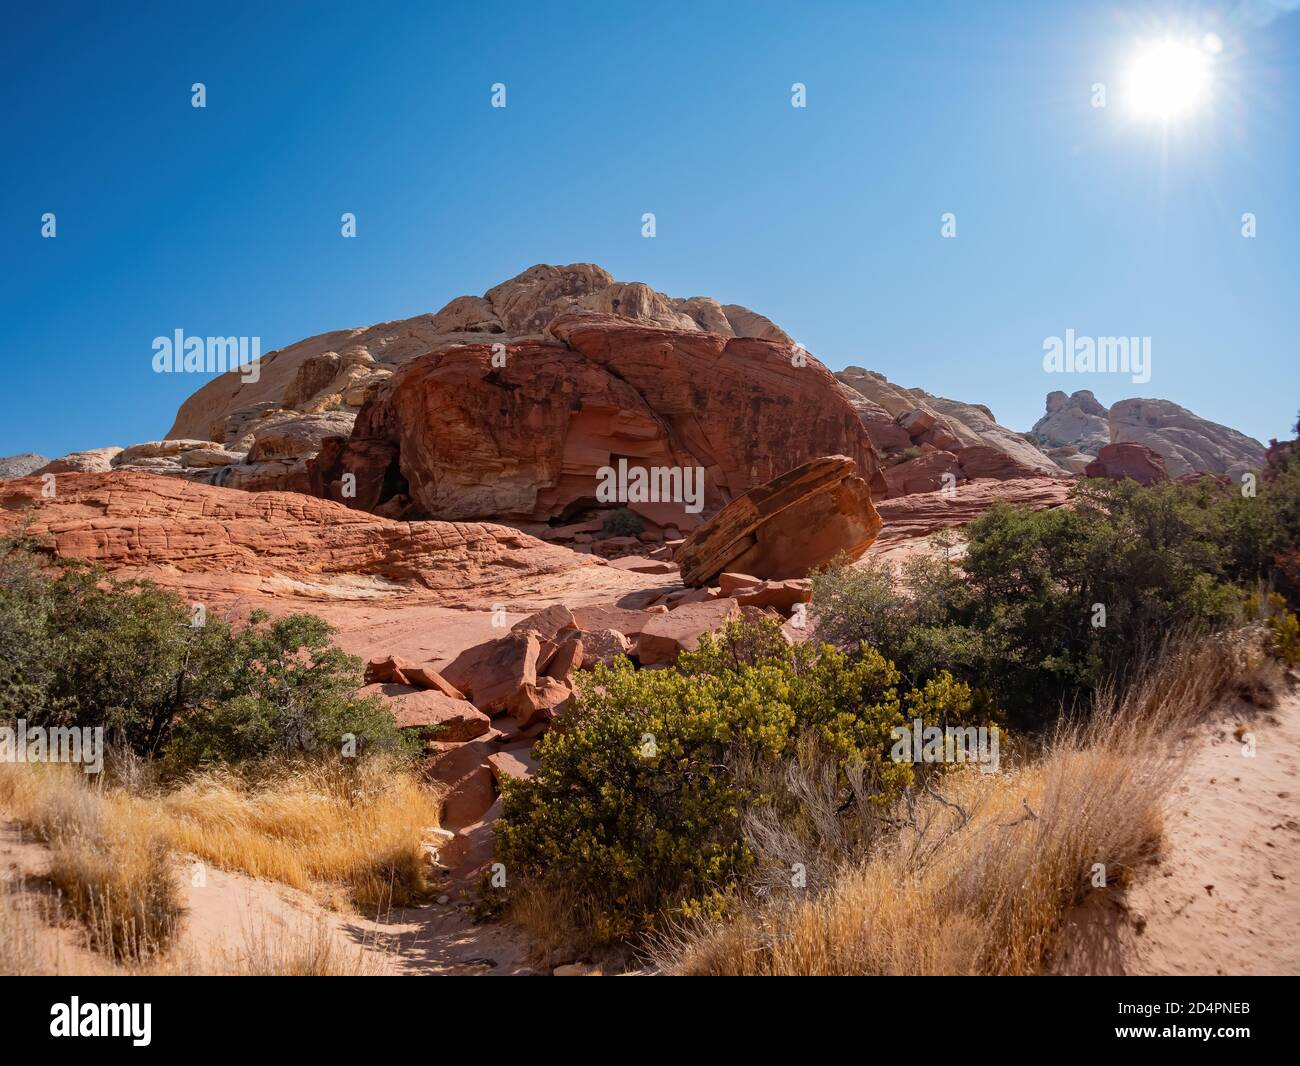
[0,876,50,975]
[659,635,1261,975]
[219,915,390,976]
[1,754,441,972]
[0,763,181,962]
[113,757,442,912]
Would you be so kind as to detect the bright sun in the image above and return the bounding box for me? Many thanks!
[1126,39,1212,119]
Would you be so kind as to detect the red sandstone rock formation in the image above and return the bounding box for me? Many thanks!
[0,471,623,607]
[1083,442,1170,485]
[675,455,883,587]
[867,476,1074,564]
[837,367,1067,492]
[310,309,883,522]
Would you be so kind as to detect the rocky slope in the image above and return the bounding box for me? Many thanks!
[38,264,869,514]
[0,453,47,479]
[1029,391,1265,480]
[33,265,1267,510]
[835,367,1068,497]
[0,471,636,607]
[166,263,792,445]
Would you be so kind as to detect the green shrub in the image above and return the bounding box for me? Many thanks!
[600,507,645,537]
[162,612,409,771]
[0,536,407,770]
[811,477,1268,727]
[493,617,978,939]
[1248,592,1300,667]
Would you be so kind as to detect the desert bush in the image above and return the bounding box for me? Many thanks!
[811,477,1273,727]
[161,612,409,772]
[600,507,645,537]
[0,537,407,770]
[1247,591,1300,667]
[657,635,1247,975]
[494,617,982,940]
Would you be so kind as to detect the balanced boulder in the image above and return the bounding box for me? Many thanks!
[675,456,882,587]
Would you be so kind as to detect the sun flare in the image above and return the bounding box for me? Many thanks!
[1126,39,1212,119]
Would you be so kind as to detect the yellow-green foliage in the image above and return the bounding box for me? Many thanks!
[1251,592,1300,667]
[494,618,978,940]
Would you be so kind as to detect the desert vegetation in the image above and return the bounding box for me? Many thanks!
[4,423,1297,976]
[0,537,441,968]
[0,533,410,767]
[491,435,1300,971]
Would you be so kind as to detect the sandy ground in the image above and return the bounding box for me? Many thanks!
[9,685,1294,977]
[1056,684,1300,976]
[0,819,538,975]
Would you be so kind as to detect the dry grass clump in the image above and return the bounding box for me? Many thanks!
[659,635,1259,976]
[118,756,441,911]
[220,916,390,976]
[0,876,52,975]
[1,753,440,972]
[0,763,181,962]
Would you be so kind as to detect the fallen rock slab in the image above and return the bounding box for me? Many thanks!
[573,628,633,668]
[364,655,466,699]
[509,604,576,640]
[634,598,741,665]
[733,579,812,612]
[675,455,882,586]
[488,749,538,784]
[503,677,572,728]
[567,605,656,639]
[440,632,541,713]
[359,683,490,741]
[427,737,500,829]
[605,556,678,574]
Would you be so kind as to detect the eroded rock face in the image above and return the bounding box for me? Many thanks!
[1108,398,1265,480]
[166,263,793,445]
[1028,392,1265,480]
[675,455,882,586]
[1083,442,1169,485]
[0,471,617,606]
[867,477,1074,564]
[837,367,1066,495]
[312,310,882,521]
[247,412,356,462]
[1028,390,1110,457]
[35,447,124,474]
[0,454,49,479]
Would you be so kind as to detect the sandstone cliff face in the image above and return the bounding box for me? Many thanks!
[1028,390,1110,457]
[35,262,1267,518]
[0,471,624,607]
[311,310,883,522]
[0,454,47,479]
[1029,391,1265,480]
[1108,398,1265,480]
[165,263,791,446]
[836,367,1066,497]
[30,263,799,505]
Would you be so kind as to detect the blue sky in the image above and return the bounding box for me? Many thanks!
[2,0,1297,459]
